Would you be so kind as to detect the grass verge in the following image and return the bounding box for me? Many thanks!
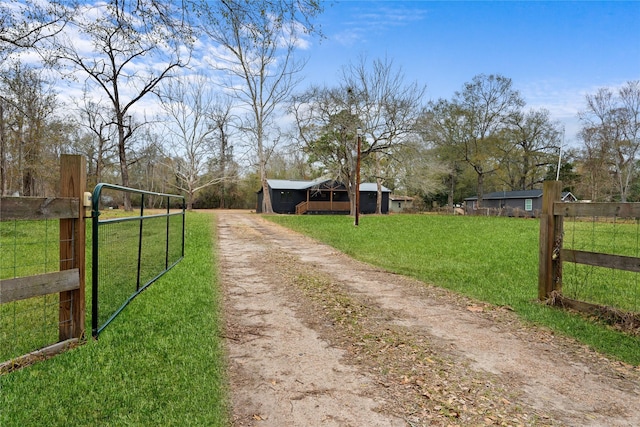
[0,212,228,426]
[266,214,640,365]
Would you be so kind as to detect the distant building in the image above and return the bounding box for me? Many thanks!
[464,189,577,217]
[388,195,415,213]
[256,179,391,214]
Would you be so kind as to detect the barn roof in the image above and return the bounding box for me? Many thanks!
[360,183,391,192]
[262,179,391,193]
[390,195,415,201]
[464,189,576,201]
[267,178,327,190]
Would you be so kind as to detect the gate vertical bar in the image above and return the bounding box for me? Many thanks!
[181,199,185,257]
[136,194,145,291]
[91,186,101,338]
[165,196,170,269]
[59,154,86,340]
[538,181,562,300]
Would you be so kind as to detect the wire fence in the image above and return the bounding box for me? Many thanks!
[1,156,86,369]
[0,218,76,363]
[562,215,640,315]
[91,184,185,337]
[540,182,640,334]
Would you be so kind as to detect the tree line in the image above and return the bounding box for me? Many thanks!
[1,1,638,212]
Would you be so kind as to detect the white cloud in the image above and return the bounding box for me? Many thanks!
[329,3,428,47]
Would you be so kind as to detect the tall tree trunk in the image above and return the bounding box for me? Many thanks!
[257,123,273,214]
[22,169,33,196]
[476,170,484,209]
[219,126,227,209]
[117,116,132,211]
[187,191,194,211]
[118,137,131,209]
[447,169,457,212]
[375,153,382,214]
[376,177,382,214]
[348,173,357,216]
[22,135,37,196]
[0,103,6,196]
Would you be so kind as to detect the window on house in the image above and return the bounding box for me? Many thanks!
[525,198,533,211]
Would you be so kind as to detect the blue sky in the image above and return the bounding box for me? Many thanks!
[15,1,637,148]
[301,1,640,144]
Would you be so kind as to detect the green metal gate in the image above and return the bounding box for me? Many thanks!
[91,183,185,337]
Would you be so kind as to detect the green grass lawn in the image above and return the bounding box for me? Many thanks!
[93,213,184,332]
[2,211,637,426]
[266,214,640,365]
[0,212,229,426]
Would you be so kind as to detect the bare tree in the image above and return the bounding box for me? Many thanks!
[207,95,236,209]
[157,75,232,210]
[390,142,449,205]
[499,108,562,190]
[342,57,425,213]
[577,140,618,201]
[578,81,640,202]
[128,134,174,206]
[34,0,194,209]
[292,57,425,215]
[0,1,69,59]
[199,0,323,213]
[0,62,58,196]
[291,88,360,211]
[425,74,524,207]
[419,102,467,209]
[72,87,119,187]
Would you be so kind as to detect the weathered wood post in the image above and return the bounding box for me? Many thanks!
[59,155,87,340]
[538,180,563,300]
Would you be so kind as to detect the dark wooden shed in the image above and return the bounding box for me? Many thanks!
[256,179,390,214]
[464,189,577,217]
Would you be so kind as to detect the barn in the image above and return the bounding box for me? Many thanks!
[256,179,391,214]
[464,189,577,217]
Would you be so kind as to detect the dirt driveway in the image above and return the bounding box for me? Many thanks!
[216,211,639,426]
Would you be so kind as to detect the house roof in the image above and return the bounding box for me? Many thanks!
[464,189,576,201]
[390,195,415,201]
[360,183,391,192]
[264,179,391,193]
[267,178,327,190]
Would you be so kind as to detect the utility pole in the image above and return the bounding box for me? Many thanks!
[355,127,362,226]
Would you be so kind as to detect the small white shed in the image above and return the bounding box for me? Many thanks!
[389,195,415,213]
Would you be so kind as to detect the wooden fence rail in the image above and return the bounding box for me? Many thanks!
[0,155,87,368]
[0,270,79,304]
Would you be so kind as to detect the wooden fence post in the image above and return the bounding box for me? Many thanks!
[59,155,86,340]
[538,180,563,300]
